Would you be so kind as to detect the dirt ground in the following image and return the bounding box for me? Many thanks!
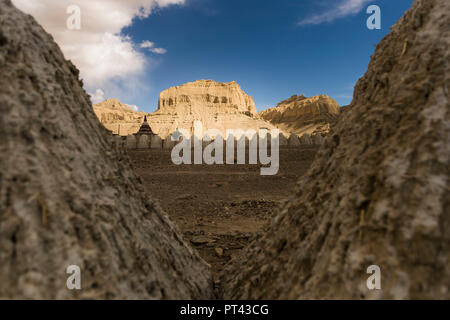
[128,146,318,296]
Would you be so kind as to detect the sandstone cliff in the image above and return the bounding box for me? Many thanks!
[93,99,146,136]
[147,80,279,139]
[0,0,212,299]
[223,0,449,299]
[159,80,257,115]
[259,94,340,136]
[93,80,281,139]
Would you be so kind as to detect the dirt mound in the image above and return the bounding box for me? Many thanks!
[223,0,449,299]
[0,0,212,299]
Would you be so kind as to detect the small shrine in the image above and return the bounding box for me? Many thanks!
[135,115,154,136]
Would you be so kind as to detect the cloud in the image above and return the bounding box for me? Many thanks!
[150,47,167,54]
[298,0,372,26]
[11,0,184,96]
[126,104,140,112]
[89,88,105,104]
[140,40,167,54]
[140,40,155,48]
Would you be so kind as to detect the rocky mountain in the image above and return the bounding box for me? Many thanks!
[93,80,282,139]
[93,98,145,136]
[223,0,449,299]
[259,94,340,136]
[0,0,212,299]
[147,80,280,139]
[159,80,257,115]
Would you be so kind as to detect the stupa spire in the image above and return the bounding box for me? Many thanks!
[136,115,154,135]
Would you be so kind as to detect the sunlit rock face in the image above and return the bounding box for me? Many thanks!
[259,94,340,136]
[147,80,280,139]
[93,80,282,139]
[93,99,145,136]
[158,80,257,115]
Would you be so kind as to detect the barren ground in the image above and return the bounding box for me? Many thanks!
[128,146,318,296]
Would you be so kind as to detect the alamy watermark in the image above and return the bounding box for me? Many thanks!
[66,265,81,290]
[366,5,381,30]
[170,121,280,176]
[366,265,381,290]
[66,4,81,30]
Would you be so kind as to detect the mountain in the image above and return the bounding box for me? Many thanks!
[259,94,340,136]
[94,80,283,139]
[147,79,280,139]
[93,98,146,136]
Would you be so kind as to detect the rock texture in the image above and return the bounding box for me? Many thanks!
[223,0,449,299]
[0,0,212,299]
[159,80,257,115]
[93,99,146,136]
[147,80,280,139]
[259,94,340,136]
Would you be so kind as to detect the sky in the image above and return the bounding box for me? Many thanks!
[13,0,414,113]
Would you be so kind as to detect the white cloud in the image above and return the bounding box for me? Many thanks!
[12,0,184,95]
[140,40,167,54]
[150,47,167,54]
[127,104,140,112]
[298,0,372,26]
[89,88,105,104]
[140,40,155,48]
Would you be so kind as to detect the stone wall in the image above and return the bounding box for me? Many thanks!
[124,133,325,150]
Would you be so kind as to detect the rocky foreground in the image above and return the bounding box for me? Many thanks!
[222,0,449,299]
[0,0,212,299]
[0,0,448,300]
[127,147,319,296]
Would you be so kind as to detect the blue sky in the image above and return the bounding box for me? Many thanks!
[14,0,414,113]
[119,0,413,112]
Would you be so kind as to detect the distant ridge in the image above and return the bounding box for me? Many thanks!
[259,94,340,136]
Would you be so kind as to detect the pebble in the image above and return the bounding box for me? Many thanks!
[215,247,224,257]
[190,236,211,245]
